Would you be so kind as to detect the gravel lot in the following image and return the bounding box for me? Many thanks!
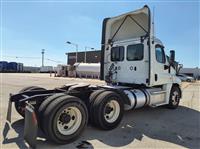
[1,73,200,149]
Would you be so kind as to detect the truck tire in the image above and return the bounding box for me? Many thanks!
[42,95,88,144]
[88,89,105,124]
[167,86,181,109]
[38,93,66,131]
[15,86,46,117]
[91,91,124,130]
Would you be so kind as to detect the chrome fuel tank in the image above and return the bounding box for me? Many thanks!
[124,89,149,110]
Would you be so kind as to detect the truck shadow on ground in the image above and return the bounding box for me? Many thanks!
[3,106,200,149]
[2,120,28,149]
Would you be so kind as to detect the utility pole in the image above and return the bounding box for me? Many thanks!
[66,41,78,63]
[84,46,94,63]
[84,47,87,63]
[41,49,45,67]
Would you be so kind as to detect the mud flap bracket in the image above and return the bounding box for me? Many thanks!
[24,103,38,149]
[6,96,12,123]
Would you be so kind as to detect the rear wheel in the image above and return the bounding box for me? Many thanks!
[90,91,124,130]
[42,95,88,144]
[167,86,181,109]
[88,89,105,124]
[15,86,46,117]
[38,93,66,131]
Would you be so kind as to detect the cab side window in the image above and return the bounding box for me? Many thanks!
[155,45,166,63]
[127,44,144,61]
[111,46,124,61]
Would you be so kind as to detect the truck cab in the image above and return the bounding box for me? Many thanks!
[100,5,180,87]
[6,5,182,148]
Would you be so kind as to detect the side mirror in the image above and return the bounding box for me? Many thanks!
[176,64,183,74]
[164,65,169,70]
[170,50,175,63]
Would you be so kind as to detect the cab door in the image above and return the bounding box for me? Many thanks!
[153,44,171,85]
[111,40,149,85]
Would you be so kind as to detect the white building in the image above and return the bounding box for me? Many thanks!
[179,67,200,79]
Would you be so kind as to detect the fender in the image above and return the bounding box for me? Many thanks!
[99,86,131,106]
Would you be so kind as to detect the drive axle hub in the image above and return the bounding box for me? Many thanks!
[105,106,114,114]
[59,113,71,124]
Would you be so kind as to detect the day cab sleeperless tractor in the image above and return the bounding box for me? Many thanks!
[6,5,182,148]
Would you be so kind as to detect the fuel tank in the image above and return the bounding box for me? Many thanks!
[124,89,150,110]
[123,87,166,110]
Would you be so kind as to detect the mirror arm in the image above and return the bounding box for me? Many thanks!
[164,65,169,70]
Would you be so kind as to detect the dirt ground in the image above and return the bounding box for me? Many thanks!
[0,73,200,149]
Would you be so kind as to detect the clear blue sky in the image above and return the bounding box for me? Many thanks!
[1,0,199,67]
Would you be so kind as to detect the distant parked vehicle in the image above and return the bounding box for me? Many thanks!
[40,66,53,73]
[0,61,8,72]
[177,74,194,82]
[0,61,24,72]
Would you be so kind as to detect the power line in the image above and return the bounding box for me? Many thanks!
[2,55,65,64]
[2,55,40,59]
[46,58,65,64]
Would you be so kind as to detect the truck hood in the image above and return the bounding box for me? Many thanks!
[105,5,150,43]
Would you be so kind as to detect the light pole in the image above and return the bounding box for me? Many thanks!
[41,49,45,67]
[84,46,94,63]
[66,41,78,63]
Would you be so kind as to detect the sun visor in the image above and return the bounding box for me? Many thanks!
[105,5,150,43]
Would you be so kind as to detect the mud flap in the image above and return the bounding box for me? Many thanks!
[24,103,38,149]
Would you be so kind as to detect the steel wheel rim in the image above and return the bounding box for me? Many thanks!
[104,100,120,123]
[57,106,82,135]
[172,90,179,105]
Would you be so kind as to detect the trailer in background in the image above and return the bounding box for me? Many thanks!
[40,66,54,73]
[0,61,8,72]
[55,65,69,77]
[54,63,100,79]
[7,62,18,72]
[0,61,24,72]
[17,63,24,72]
[74,63,100,78]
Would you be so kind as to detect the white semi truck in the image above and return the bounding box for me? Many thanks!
[6,5,182,148]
